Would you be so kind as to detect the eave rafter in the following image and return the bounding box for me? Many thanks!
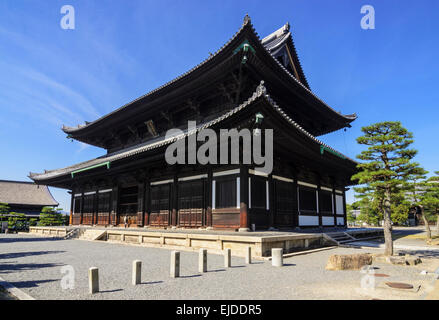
[160,110,174,128]
[187,99,201,119]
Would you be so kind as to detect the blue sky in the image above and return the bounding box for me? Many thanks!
[0,0,438,211]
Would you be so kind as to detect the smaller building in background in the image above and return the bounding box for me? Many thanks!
[0,180,58,219]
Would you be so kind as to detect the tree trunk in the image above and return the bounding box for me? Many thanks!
[420,205,431,240]
[383,189,393,256]
[436,209,439,234]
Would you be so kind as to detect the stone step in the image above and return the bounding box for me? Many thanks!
[79,229,106,241]
[331,236,352,241]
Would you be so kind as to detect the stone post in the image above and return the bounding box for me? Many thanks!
[272,248,283,267]
[170,251,180,278]
[224,248,231,268]
[304,239,309,248]
[199,249,207,273]
[88,267,99,294]
[132,260,141,285]
[245,246,252,264]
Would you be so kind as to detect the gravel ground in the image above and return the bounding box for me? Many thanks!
[0,234,438,300]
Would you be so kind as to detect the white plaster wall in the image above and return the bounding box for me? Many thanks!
[299,215,319,226]
[322,216,334,226]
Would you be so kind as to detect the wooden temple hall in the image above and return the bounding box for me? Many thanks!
[30,16,358,231]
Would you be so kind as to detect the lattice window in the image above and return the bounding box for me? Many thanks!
[98,192,111,216]
[251,176,267,209]
[215,176,237,209]
[83,194,94,214]
[178,180,203,210]
[82,194,95,224]
[151,184,170,213]
[275,180,294,213]
[119,186,138,215]
[299,186,317,212]
[73,197,82,215]
[319,190,333,214]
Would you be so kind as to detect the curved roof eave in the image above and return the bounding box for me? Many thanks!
[62,16,356,137]
[62,17,255,135]
[252,32,357,127]
[261,22,311,90]
[31,81,357,183]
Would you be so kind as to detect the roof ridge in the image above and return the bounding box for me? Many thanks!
[0,179,36,184]
[261,22,290,43]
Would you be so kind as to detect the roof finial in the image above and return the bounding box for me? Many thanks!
[284,22,290,32]
[256,80,266,95]
[243,13,251,25]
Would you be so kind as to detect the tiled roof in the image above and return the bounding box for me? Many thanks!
[62,16,355,135]
[261,22,311,89]
[0,180,58,206]
[30,82,356,182]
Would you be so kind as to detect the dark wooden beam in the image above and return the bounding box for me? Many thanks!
[268,174,275,229]
[239,166,249,231]
[137,181,145,227]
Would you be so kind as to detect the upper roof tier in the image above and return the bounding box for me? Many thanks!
[261,22,310,90]
[62,15,356,148]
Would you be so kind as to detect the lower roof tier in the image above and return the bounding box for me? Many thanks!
[30,83,358,189]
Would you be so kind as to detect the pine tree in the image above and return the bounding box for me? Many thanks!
[0,203,10,228]
[38,207,64,226]
[8,212,27,231]
[422,171,439,234]
[354,185,382,226]
[390,190,411,226]
[406,166,431,239]
[346,203,356,225]
[352,121,419,256]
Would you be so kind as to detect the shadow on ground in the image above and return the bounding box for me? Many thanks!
[0,251,65,260]
[398,249,439,259]
[0,262,65,274]
[0,237,64,243]
[392,229,427,241]
[7,279,58,289]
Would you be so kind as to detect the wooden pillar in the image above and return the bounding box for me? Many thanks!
[108,190,112,226]
[93,192,98,225]
[268,174,275,229]
[137,181,145,227]
[69,192,74,225]
[80,191,84,225]
[206,167,213,227]
[111,185,119,226]
[343,188,348,228]
[293,173,299,228]
[317,182,322,228]
[239,166,249,231]
[144,180,151,226]
[171,174,178,226]
[332,183,337,227]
